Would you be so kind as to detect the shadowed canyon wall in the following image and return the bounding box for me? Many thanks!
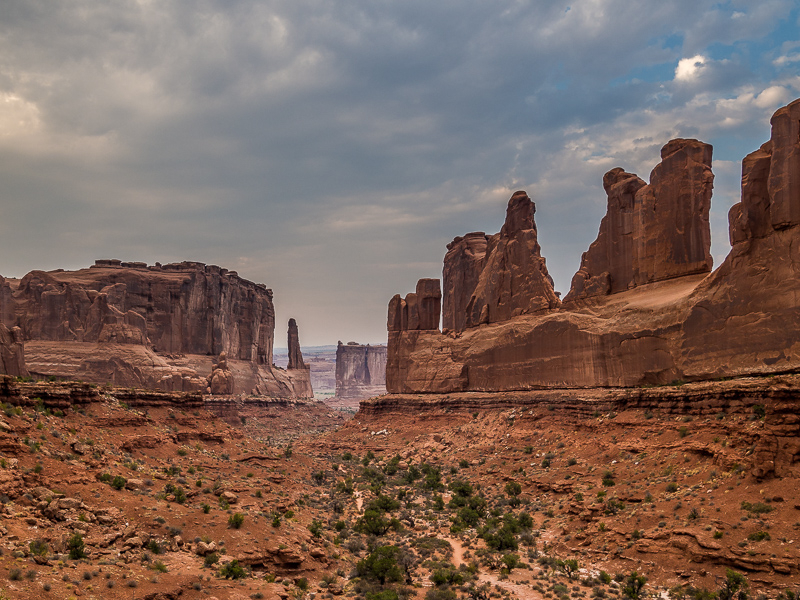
[387,98,800,394]
[334,342,387,401]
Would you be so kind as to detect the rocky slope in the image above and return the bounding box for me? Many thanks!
[3,374,800,600]
[387,98,800,393]
[0,260,312,398]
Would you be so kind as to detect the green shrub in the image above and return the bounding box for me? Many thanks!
[111,475,126,490]
[228,513,245,529]
[29,539,48,557]
[204,553,220,568]
[68,533,87,559]
[622,572,647,600]
[152,561,168,573]
[219,559,247,579]
[741,501,773,515]
[355,545,406,585]
[309,520,323,538]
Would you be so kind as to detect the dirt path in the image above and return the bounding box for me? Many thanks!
[444,537,543,600]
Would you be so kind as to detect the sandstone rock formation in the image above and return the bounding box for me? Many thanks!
[0,260,312,398]
[442,232,488,332]
[386,99,800,394]
[335,341,387,401]
[287,318,306,370]
[285,318,314,399]
[387,278,441,332]
[681,97,800,379]
[2,260,274,362]
[0,323,26,377]
[208,352,235,395]
[565,139,714,302]
[465,191,560,327]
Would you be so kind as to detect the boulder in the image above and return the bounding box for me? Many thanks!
[207,352,235,395]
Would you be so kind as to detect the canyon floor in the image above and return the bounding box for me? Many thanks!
[1,376,799,600]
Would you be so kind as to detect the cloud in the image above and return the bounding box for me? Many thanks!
[675,55,707,81]
[0,0,798,344]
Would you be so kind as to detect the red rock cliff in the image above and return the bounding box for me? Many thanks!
[2,260,275,364]
[386,99,800,394]
[0,260,313,398]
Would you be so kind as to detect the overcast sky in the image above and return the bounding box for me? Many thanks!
[1,1,798,346]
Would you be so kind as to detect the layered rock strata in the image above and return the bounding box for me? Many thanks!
[0,261,312,398]
[565,139,714,302]
[386,98,800,394]
[335,341,387,401]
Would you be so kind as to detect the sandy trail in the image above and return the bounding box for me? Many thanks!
[444,537,543,600]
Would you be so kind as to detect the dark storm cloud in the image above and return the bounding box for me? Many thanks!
[0,0,797,344]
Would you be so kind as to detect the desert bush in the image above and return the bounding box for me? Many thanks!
[228,513,245,529]
[68,533,87,559]
[219,559,247,579]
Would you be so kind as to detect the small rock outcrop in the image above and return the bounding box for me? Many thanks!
[335,342,387,401]
[208,352,235,395]
[566,139,714,302]
[0,323,26,377]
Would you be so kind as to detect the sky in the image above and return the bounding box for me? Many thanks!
[1,0,799,347]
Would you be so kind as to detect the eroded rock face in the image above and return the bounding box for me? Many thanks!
[387,279,441,332]
[386,99,800,394]
[729,99,800,244]
[2,260,275,364]
[0,324,26,377]
[335,342,387,401]
[442,232,488,332]
[466,191,560,326]
[284,318,313,399]
[0,260,314,399]
[566,139,714,302]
